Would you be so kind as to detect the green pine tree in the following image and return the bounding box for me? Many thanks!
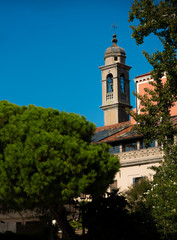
[0,101,119,240]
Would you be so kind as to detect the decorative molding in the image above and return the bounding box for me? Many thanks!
[114,147,164,167]
[99,62,131,71]
[100,102,132,110]
[134,74,152,83]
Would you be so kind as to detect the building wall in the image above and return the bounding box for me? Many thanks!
[115,162,160,191]
[0,222,16,233]
[135,74,177,116]
[111,143,163,191]
[0,211,41,233]
[104,108,118,126]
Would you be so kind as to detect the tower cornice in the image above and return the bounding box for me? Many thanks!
[100,102,132,110]
[99,62,131,71]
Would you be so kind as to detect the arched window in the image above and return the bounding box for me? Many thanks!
[107,74,113,93]
[120,74,125,93]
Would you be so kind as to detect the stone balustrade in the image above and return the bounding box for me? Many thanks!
[114,147,164,167]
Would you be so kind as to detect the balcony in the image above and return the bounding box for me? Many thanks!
[114,147,164,167]
[106,92,113,101]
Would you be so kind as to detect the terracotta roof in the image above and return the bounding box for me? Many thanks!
[95,121,131,133]
[92,121,141,144]
[135,72,151,79]
[93,115,177,144]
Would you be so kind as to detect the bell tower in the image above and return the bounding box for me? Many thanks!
[99,34,132,126]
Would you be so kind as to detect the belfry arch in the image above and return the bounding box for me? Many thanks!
[107,74,113,93]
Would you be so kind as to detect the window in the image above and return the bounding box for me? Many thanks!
[122,141,137,152]
[120,74,125,93]
[133,177,144,186]
[114,56,117,61]
[150,140,156,147]
[107,74,113,93]
[140,140,156,149]
[109,145,120,154]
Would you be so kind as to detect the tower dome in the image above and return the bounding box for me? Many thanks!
[104,34,126,64]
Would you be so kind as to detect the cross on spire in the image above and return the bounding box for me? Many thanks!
[112,23,118,34]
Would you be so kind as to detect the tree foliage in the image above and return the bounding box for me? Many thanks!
[145,145,177,239]
[82,190,159,240]
[129,0,177,147]
[126,148,177,240]
[125,178,151,212]
[82,191,130,240]
[128,1,177,239]
[125,179,160,240]
[0,101,119,240]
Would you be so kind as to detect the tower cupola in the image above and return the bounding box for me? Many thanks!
[104,34,126,65]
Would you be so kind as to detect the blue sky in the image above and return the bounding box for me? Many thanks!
[0,0,162,127]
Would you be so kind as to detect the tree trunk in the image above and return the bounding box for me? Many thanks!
[49,204,78,240]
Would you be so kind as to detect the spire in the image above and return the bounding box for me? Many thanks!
[112,34,118,46]
[111,23,118,46]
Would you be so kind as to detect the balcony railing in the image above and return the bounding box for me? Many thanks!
[106,92,113,101]
[114,147,163,167]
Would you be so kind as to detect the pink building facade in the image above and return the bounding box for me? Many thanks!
[134,71,177,117]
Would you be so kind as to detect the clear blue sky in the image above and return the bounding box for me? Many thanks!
[0,0,162,127]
